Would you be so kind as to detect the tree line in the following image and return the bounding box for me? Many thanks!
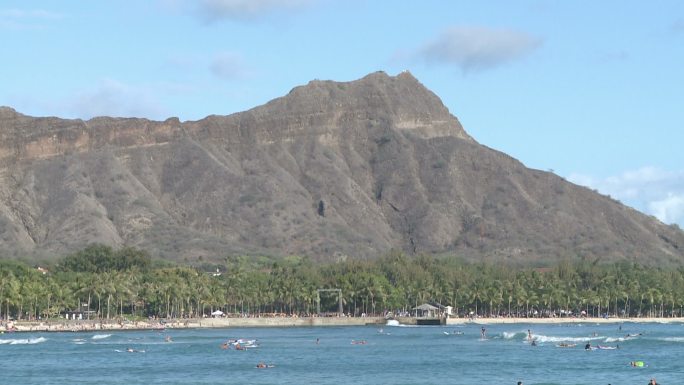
[2,245,684,321]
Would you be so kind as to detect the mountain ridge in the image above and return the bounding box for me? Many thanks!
[1,71,682,264]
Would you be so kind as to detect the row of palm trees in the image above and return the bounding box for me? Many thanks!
[2,252,684,321]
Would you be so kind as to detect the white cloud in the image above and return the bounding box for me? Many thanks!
[672,18,684,34]
[568,167,684,226]
[595,50,629,63]
[68,79,167,119]
[210,52,248,79]
[0,9,62,19]
[415,26,542,72]
[197,0,315,22]
[649,194,684,225]
[0,8,63,29]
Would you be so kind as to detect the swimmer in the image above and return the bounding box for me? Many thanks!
[531,340,537,346]
[648,378,659,385]
[585,343,592,350]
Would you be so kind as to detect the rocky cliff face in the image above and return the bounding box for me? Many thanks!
[1,72,682,264]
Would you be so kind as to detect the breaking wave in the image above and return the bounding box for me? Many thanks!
[92,334,112,340]
[530,334,604,343]
[0,337,47,345]
[502,331,527,339]
[658,337,684,343]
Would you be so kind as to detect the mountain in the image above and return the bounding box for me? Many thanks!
[1,71,683,264]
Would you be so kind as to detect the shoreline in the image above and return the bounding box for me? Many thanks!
[3,316,684,333]
[445,316,684,325]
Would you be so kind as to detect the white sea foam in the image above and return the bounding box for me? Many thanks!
[532,334,604,343]
[502,331,527,339]
[604,337,626,342]
[659,337,684,342]
[386,320,400,327]
[92,334,112,340]
[0,337,47,345]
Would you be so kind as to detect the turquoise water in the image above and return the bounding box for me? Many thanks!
[1,322,683,384]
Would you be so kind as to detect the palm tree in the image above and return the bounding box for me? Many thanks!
[0,271,20,320]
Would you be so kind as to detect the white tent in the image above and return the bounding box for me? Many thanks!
[211,310,224,317]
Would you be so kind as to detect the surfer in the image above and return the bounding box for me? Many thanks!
[481,327,486,339]
[584,343,592,350]
[527,329,532,341]
[648,378,659,385]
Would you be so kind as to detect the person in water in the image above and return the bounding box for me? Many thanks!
[585,343,592,350]
[648,378,659,385]
[517,381,523,385]
[531,340,537,346]
[527,329,532,341]
[481,327,486,339]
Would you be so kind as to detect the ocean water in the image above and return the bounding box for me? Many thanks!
[1,322,683,384]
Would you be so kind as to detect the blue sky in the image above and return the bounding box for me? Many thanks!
[2,0,683,227]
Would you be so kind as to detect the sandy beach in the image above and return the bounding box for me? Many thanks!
[3,315,684,333]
